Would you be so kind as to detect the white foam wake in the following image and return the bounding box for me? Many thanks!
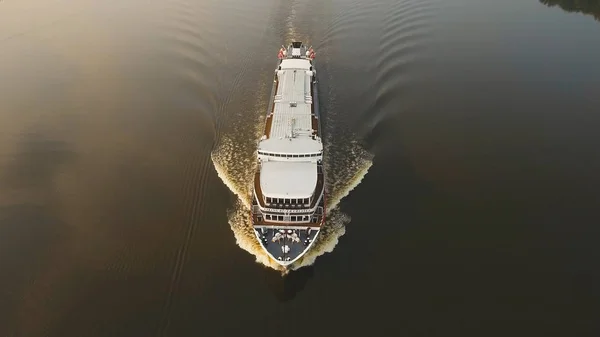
[211,129,372,273]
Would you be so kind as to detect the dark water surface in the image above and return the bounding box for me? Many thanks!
[1,0,600,336]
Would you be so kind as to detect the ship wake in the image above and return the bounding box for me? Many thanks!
[211,126,372,273]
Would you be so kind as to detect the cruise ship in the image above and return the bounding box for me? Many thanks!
[252,42,325,268]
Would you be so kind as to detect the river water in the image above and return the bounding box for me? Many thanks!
[1,0,599,336]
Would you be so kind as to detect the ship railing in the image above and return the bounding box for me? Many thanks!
[260,207,315,214]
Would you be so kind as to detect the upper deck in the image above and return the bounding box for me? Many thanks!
[258,54,321,154]
[256,43,322,200]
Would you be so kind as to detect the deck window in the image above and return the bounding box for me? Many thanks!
[291,216,297,221]
[278,215,283,221]
[266,215,271,220]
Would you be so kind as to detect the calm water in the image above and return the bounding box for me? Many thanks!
[1,0,600,336]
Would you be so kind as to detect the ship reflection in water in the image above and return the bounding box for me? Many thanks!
[264,266,315,302]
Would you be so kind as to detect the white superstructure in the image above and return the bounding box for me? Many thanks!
[258,59,322,200]
[252,42,325,268]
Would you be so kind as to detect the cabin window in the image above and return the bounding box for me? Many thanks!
[266,197,271,203]
[258,216,262,222]
[291,199,296,205]
[278,215,283,221]
[291,216,297,221]
[285,199,290,205]
[265,215,270,220]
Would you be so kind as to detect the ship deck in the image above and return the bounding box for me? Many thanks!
[252,44,323,230]
[263,75,320,140]
[255,227,320,264]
